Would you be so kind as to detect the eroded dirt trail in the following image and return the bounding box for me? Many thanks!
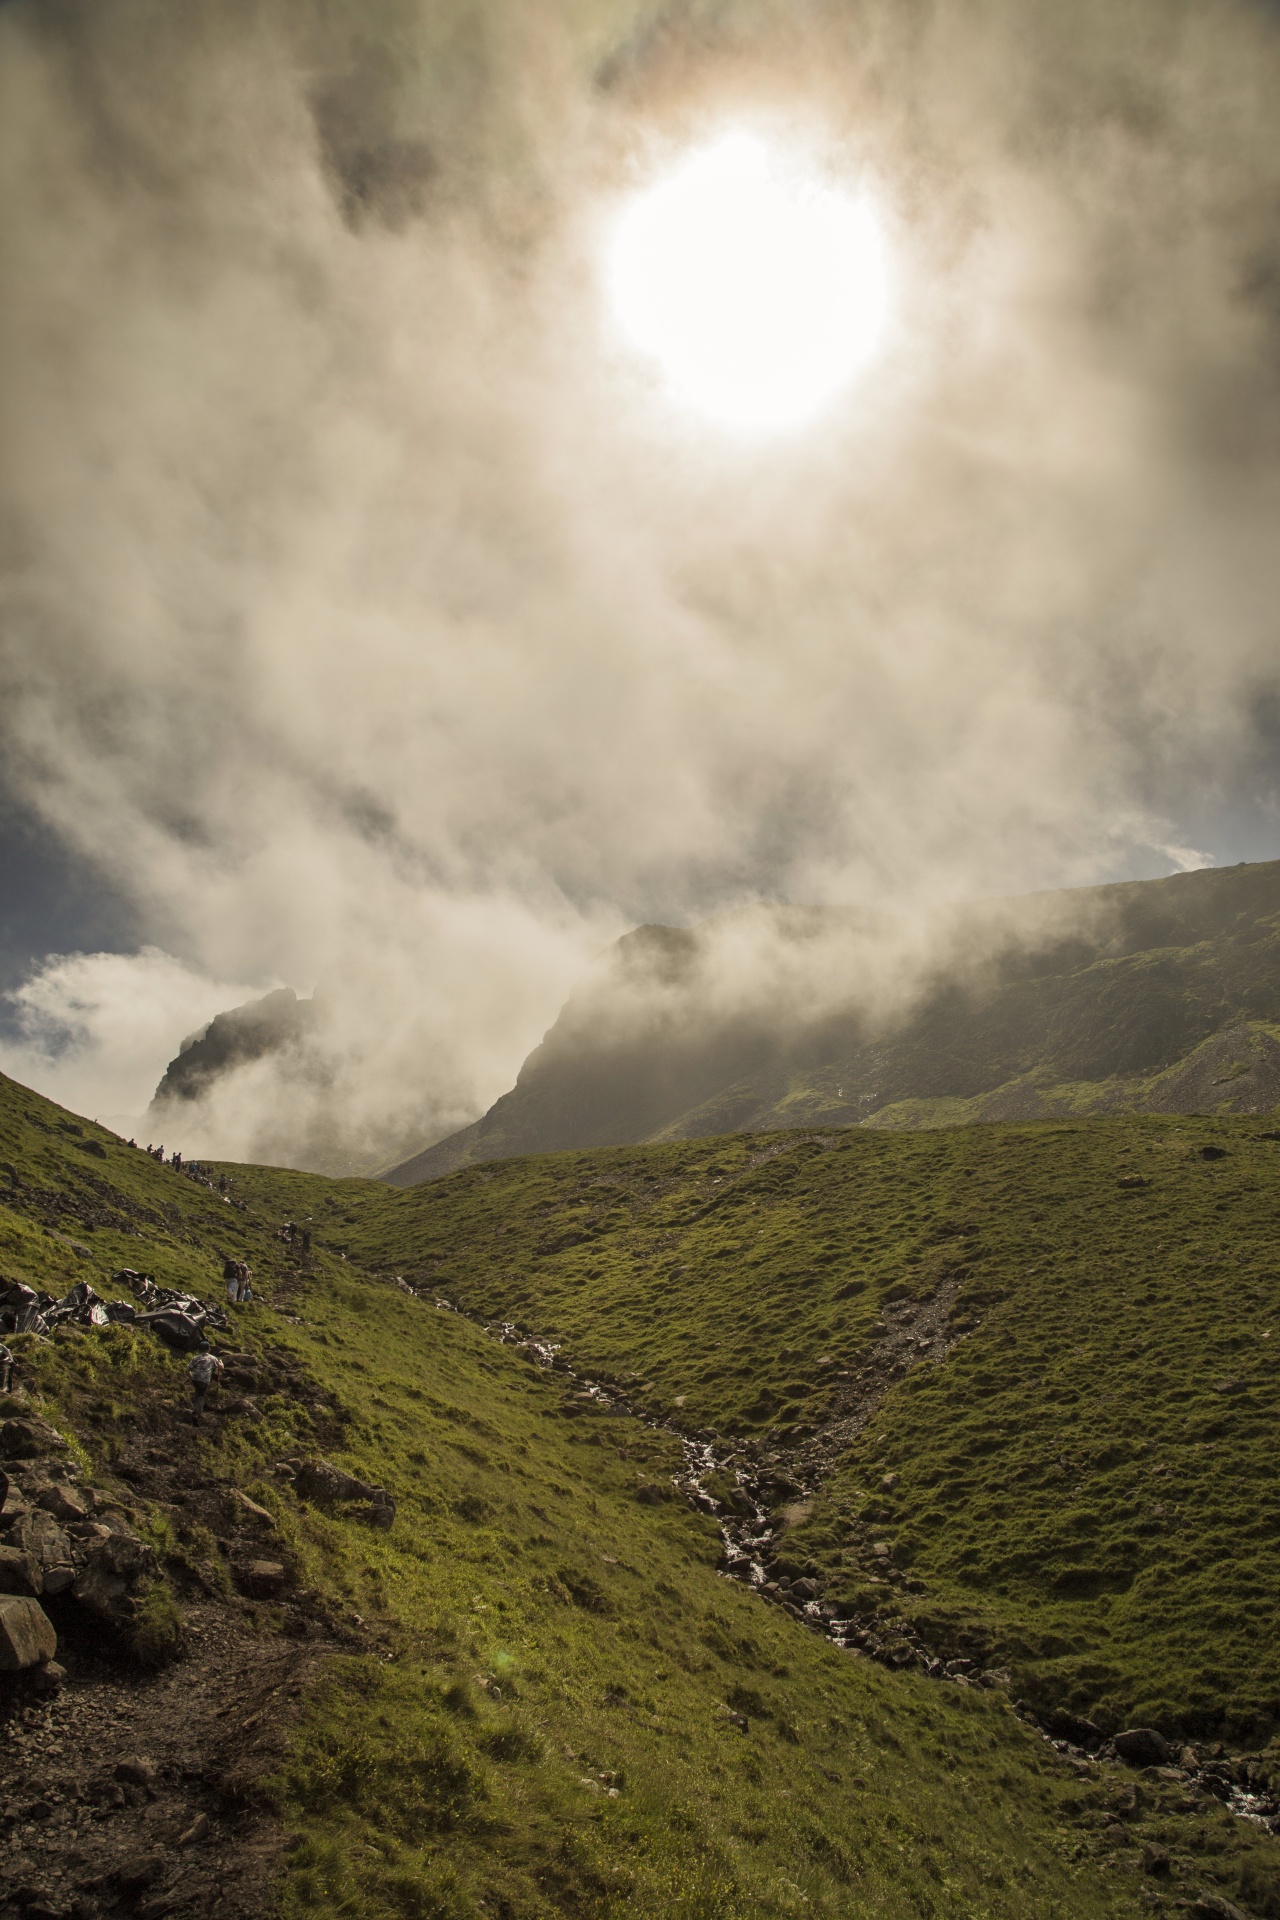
[3,1604,326,1920]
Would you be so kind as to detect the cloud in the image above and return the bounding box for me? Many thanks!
[0,0,1277,1165]
[0,948,261,1130]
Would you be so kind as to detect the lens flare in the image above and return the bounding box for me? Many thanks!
[606,130,891,435]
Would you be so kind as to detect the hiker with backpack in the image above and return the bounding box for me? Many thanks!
[188,1342,223,1424]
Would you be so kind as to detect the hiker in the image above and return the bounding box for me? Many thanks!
[223,1256,241,1305]
[188,1342,223,1424]
[237,1261,253,1303]
[0,1342,13,1393]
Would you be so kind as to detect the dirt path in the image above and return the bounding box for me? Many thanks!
[1,1367,348,1920]
[2,1603,327,1920]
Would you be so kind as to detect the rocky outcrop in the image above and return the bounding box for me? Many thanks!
[0,1413,158,1641]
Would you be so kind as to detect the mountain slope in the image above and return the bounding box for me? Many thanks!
[386,859,1280,1184]
[6,1067,1241,1920]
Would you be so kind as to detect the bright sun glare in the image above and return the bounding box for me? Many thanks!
[606,129,891,435]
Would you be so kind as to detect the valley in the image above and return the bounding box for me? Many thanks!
[2,1071,1280,1917]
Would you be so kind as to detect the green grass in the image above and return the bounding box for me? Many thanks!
[5,1069,1280,1914]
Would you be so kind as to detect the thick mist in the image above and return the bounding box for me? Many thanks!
[1,0,1279,1170]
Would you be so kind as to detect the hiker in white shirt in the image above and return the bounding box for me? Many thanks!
[188,1342,223,1424]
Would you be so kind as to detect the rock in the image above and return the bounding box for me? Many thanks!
[234,1559,286,1598]
[0,1417,67,1459]
[791,1577,820,1600]
[1047,1708,1104,1749]
[35,1482,88,1525]
[0,1544,40,1594]
[230,1490,275,1526]
[29,1659,66,1696]
[176,1811,209,1846]
[1191,1897,1250,1920]
[633,1484,672,1506]
[1213,1378,1245,1396]
[880,1473,899,1491]
[294,1459,395,1525]
[1141,1842,1171,1875]
[9,1510,76,1594]
[1104,1823,1130,1844]
[115,1757,157,1788]
[72,1529,154,1628]
[0,1593,58,1669]
[1114,1727,1172,1767]
[107,1852,163,1893]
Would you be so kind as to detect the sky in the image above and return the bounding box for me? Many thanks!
[1,0,1279,1170]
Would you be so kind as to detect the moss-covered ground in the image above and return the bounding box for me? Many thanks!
[4,1071,1280,1914]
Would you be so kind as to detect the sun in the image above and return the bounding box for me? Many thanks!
[605,129,891,436]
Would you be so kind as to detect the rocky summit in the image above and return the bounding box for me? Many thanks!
[3,1064,1280,1917]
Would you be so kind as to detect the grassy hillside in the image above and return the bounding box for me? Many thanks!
[11,1070,1262,1918]
[387,859,1280,1181]
[338,1112,1280,1759]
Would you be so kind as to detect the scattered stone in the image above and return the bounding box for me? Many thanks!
[1114,1727,1172,1767]
[114,1758,157,1788]
[234,1560,286,1599]
[880,1473,899,1491]
[1141,1842,1171,1875]
[177,1812,210,1846]
[1104,1823,1130,1844]
[29,1658,66,1696]
[1047,1708,1103,1749]
[230,1490,275,1526]
[35,1482,89,1525]
[1213,1379,1245,1396]
[0,1593,58,1669]
[72,1527,154,1628]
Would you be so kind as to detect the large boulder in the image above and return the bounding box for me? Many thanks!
[0,1593,57,1670]
[1113,1727,1172,1767]
[71,1528,154,1628]
[6,1510,75,1595]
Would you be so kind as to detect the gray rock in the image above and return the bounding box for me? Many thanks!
[71,1529,154,1627]
[7,1510,75,1594]
[294,1459,395,1525]
[34,1482,88,1525]
[1114,1727,1172,1767]
[0,1544,40,1594]
[0,1593,58,1669]
[234,1559,286,1598]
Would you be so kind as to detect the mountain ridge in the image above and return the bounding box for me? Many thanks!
[385,858,1280,1184]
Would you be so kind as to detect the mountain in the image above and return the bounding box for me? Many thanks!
[4,1062,1280,1916]
[385,858,1280,1184]
[147,985,314,1116]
